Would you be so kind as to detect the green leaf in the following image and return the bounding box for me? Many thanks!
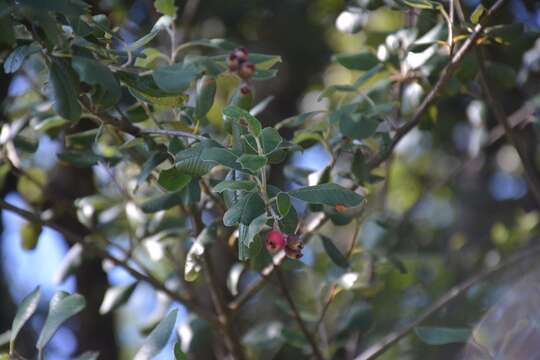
[353,63,385,88]
[140,190,184,213]
[34,116,67,132]
[223,192,266,227]
[195,75,216,119]
[276,192,291,217]
[54,243,83,284]
[49,60,81,121]
[261,127,282,154]
[279,202,298,234]
[136,151,169,189]
[13,135,38,153]
[223,105,262,137]
[248,53,282,70]
[37,292,86,351]
[118,72,187,107]
[10,286,41,352]
[213,180,257,193]
[169,137,185,154]
[334,51,379,71]
[320,235,349,268]
[128,28,160,51]
[154,0,177,17]
[99,282,137,315]
[414,326,471,345]
[134,310,178,360]
[158,168,192,191]
[57,151,101,167]
[72,56,121,108]
[3,43,41,74]
[152,63,200,93]
[237,154,267,173]
[339,113,379,140]
[173,342,187,360]
[238,213,268,261]
[470,4,486,24]
[17,168,46,205]
[201,147,242,171]
[252,68,278,80]
[289,183,363,207]
[175,143,217,176]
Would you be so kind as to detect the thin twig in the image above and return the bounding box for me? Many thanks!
[353,241,540,360]
[202,253,245,360]
[476,49,540,206]
[367,0,507,171]
[0,199,217,325]
[275,267,325,360]
[228,251,287,313]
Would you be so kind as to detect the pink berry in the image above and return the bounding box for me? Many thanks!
[266,230,286,254]
[227,53,239,72]
[238,62,256,80]
[233,47,248,62]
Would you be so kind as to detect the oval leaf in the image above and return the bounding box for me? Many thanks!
[152,63,200,93]
[49,60,81,121]
[320,235,349,268]
[10,286,41,351]
[288,183,363,207]
[99,282,138,315]
[37,292,86,350]
[134,310,178,360]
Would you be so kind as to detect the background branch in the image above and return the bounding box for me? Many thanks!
[353,241,540,360]
[0,199,217,325]
[367,0,507,170]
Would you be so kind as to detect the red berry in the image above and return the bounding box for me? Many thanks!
[265,230,286,254]
[233,47,248,62]
[238,62,256,80]
[285,246,303,259]
[286,235,304,251]
[335,204,348,213]
[227,53,239,72]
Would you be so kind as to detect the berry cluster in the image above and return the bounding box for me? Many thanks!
[227,48,256,81]
[265,230,304,259]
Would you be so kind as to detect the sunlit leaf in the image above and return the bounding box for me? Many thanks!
[134,310,178,360]
[37,292,86,351]
[99,283,137,315]
[10,286,41,352]
[334,51,379,71]
[3,43,41,74]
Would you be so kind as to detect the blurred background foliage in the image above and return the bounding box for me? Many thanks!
[1,0,540,359]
